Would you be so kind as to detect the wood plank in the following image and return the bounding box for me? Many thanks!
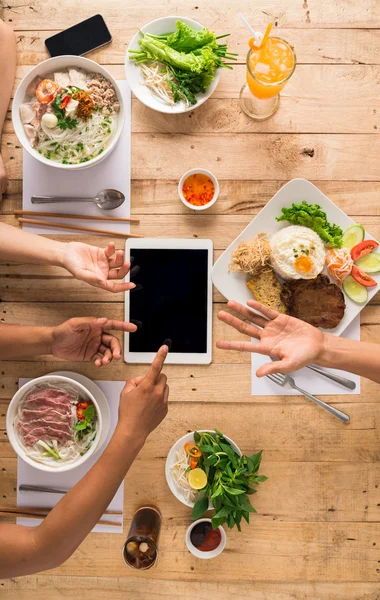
[3,577,380,600]
[5,180,380,217]
[2,519,378,581]
[4,132,380,182]
[12,28,380,66]
[2,396,379,461]
[4,0,380,30]
[6,65,380,135]
[1,301,380,367]
[3,455,380,523]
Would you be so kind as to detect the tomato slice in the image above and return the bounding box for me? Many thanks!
[350,239,379,261]
[184,443,202,458]
[351,265,377,287]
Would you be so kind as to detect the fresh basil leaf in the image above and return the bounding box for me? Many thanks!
[213,505,232,519]
[223,486,245,495]
[191,495,208,521]
[193,431,201,444]
[74,421,88,431]
[84,405,95,421]
[255,475,268,483]
[198,444,215,454]
[242,510,250,524]
[211,515,226,529]
[205,454,218,467]
[247,451,263,473]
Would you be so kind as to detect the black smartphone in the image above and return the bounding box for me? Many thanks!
[45,15,112,57]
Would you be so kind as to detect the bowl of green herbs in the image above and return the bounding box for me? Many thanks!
[166,429,267,531]
[126,16,237,113]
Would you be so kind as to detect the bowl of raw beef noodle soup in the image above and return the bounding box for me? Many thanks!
[12,55,124,170]
[6,375,103,473]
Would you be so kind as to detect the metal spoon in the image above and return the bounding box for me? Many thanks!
[31,189,125,211]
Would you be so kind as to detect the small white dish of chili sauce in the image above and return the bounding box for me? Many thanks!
[178,168,219,211]
[186,518,226,559]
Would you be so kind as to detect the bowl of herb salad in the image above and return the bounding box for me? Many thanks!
[166,430,268,532]
[126,16,237,113]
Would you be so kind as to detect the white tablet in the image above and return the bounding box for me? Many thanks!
[124,238,213,364]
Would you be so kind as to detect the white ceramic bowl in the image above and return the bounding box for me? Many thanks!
[178,168,219,211]
[165,430,242,508]
[125,16,221,114]
[6,375,103,473]
[12,55,124,170]
[186,518,226,559]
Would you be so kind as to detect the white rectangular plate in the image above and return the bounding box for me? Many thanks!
[124,238,213,364]
[212,178,379,337]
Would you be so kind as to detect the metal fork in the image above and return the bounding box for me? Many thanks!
[266,373,350,423]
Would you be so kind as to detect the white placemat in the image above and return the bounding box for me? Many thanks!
[17,379,125,533]
[252,315,361,395]
[22,80,131,235]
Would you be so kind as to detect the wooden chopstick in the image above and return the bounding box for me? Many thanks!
[0,505,122,516]
[17,217,143,238]
[14,210,140,224]
[0,511,121,527]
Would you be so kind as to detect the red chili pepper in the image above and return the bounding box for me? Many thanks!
[60,95,71,110]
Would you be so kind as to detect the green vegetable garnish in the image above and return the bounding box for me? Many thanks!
[191,430,267,531]
[276,200,343,248]
[74,405,95,432]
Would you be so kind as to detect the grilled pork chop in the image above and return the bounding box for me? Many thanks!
[281,274,345,329]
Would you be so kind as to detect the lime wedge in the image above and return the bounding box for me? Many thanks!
[342,275,368,304]
[342,224,365,249]
[188,468,208,490]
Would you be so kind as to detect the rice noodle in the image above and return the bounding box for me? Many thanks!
[170,448,199,503]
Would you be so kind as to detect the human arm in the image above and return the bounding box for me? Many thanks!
[0,316,138,366]
[0,223,135,293]
[217,299,380,384]
[0,345,169,578]
[0,21,16,198]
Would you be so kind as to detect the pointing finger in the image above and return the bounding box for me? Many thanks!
[96,318,137,333]
[145,345,169,384]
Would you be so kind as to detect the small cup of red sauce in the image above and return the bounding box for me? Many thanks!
[178,168,219,211]
[186,518,226,559]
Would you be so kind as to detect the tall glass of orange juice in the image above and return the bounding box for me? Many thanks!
[240,36,296,120]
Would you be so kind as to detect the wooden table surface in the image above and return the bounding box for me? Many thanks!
[2,1,380,598]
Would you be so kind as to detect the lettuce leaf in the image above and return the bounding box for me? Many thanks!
[276,200,343,248]
[165,20,216,52]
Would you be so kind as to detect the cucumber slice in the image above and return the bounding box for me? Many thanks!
[354,252,380,273]
[342,224,365,249]
[342,275,368,304]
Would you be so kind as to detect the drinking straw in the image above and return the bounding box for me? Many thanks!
[260,22,273,49]
[237,12,263,47]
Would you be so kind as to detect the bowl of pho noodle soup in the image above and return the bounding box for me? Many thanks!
[7,375,103,472]
[12,55,124,170]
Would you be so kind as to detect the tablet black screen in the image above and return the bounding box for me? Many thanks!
[129,249,209,353]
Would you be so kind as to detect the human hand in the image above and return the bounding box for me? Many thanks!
[217,300,325,377]
[51,317,137,366]
[62,241,135,293]
[0,155,7,200]
[118,345,169,442]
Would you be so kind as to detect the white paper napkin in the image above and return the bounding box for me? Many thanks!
[252,315,361,395]
[17,379,125,533]
[22,80,131,235]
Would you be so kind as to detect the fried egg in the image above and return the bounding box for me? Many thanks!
[270,225,326,280]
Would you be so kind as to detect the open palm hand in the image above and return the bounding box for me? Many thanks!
[217,299,325,377]
[62,241,135,293]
